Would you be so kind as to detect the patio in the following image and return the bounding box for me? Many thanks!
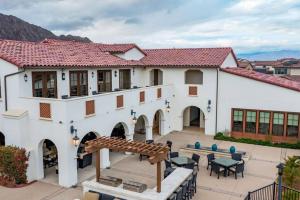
[0,129,299,200]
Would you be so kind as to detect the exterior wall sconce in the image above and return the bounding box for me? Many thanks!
[165,100,170,112]
[61,69,66,80]
[133,67,135,75]
[91,71,94,78]
[131,109,137,124]
[24,74,28,82]
[114,70,118,77]
[207,99,212,113]
[70,125,80,147]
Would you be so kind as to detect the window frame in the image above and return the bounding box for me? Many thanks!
[185,70,203,85]
[69,70,88,96]
[97,70,112,93]
[272,112,285,136]
[119,69,131,90]
[287,113,299,137]
[232,109,244,132]
[258,111,270,135]
[32,71,57,98]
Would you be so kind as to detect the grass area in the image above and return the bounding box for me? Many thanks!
[214,132,300,149]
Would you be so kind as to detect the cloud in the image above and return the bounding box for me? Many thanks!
[1,0,300,53]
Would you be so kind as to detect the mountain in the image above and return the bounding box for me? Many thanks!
[0,13,91,43]
[238,50,300,61]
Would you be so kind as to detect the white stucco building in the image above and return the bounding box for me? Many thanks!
[0,39,299,187]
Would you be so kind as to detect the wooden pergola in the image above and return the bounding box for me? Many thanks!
[85,136,169,192]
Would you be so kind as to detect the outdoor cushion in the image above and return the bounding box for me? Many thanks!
[83,192,99,200]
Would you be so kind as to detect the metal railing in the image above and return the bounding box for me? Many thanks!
[244,182,300,200]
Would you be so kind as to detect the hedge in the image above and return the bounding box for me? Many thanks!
[214,132,300,149]
[0,146,29,186]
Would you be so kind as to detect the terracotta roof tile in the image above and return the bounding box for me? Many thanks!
[141,48,234,67]
[221,67,300,92]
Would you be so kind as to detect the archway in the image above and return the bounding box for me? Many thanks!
[41,139,58,184]
[134,115,148,141]
[0,132,5,146]
[183,106,205,132]
[109,123,129,164]
[152,110,164,137]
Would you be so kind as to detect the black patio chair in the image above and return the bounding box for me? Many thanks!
[192,153,200,171]
[167,193,177,200]
[228,161,245,179]
[170,152,179,158]
[175,186,183,200]
[231,153,242,161]
[210,162,225,179]
[192,169,198,195]
[184,162,195,170]
[165,159,172,169]
[180,180,189,200]
[187,175,194,199]
[166,140,172,152]
[207,153,215,170]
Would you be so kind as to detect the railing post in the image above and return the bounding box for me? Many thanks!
[272,182,276,200]
[247,192,251,200]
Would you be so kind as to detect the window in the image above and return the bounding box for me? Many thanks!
[32,72,57,98]
[245,111,256,133]
[119,69,131,89]
[98,70,112,92]
[150,69,163,86]
[287,114,299,137]
[232,110,243,132]
[272,113,284,136]
[70,71,88,96]
[185,70,203,84]
[258,112,270,134]
[275,68,288,75]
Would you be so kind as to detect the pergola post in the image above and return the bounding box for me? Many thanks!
[96,150,100,182]
[157,161,161,193]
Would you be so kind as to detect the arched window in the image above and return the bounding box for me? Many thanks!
[185,70,203,84]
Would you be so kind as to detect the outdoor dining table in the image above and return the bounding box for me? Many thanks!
[171,156,195,167]
[212,157,239,177]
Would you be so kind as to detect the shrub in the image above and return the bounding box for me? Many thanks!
[214,132,300,149]
[283,156,300,190]
[0,146,29,186]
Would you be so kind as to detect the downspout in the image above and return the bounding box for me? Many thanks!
[4,68,26,111]
[215,68,219,134]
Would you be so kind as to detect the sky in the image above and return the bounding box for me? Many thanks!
[1,0,300,53]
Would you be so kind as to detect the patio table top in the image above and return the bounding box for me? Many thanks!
[171,156,195,167]
[213,157,239,168]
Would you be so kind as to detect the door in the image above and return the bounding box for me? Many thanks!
[119,69,131,89]
[70,71,88,96]
[98,70,112,92]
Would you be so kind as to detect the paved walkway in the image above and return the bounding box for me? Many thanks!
[1,129,299,200]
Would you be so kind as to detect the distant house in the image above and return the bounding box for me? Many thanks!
[237,59,253,70]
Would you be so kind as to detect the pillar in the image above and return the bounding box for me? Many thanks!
[146,125,153,140]
[100,148,110,168]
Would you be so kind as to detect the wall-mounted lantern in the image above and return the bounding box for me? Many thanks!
[70,124,80,147]
[131,109,137,124]
[114,70,118,77]
[165,100,171,112]
[91,71,94,78]
[133,67,135,75]
[207,99,212,113]
[24,74,28,82]
[61,69,66,80]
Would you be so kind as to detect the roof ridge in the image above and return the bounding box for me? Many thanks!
[143,47,233,51]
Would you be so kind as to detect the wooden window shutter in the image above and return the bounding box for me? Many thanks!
[157,88,162,99]
[116,95,124,108]
[86,100,95,115]
[189,86,197,96]
[140,91,145,103]
[40,103,51,118]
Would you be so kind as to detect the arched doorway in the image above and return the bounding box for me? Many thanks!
[77,132,98,183]
[152,110,164,137]
[134,115,148,141]
[0,132,5,146]
[41,139,58,184]
[111,123,127,139]
[183,106,205,131]
[110,123,128,164]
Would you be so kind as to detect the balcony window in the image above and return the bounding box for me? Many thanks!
[272,112,284,136]
[185,70,203,84]
[70,71,88,96]
[287,114,299,137]
[98,70,112,92]
[32,72,57,98]
[119,69,131,89]
[232,109,243,132]
[258,112,270,134]
[245,111,256,133]
[150,69,163,86]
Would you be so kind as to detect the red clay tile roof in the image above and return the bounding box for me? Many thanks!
[221,67,300,92]
[141,48,235,67]
[0,39,235,68]
[282,75,300,83]
[0,39,143,68]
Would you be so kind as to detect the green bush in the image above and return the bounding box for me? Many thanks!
[283,156,300,190]
[214,132,300,149]
[0,146,29,185]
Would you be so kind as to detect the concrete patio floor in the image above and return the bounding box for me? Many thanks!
[1,129,299,200]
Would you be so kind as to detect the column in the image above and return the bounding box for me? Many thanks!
[146,125,153,140]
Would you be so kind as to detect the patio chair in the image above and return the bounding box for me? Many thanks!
[210,162,225,179]
[166,140,172,152]
[184,162,195,170]
[167,193,177,200]
[175,186,183,200]
[187,175,194,199]
[180,180,189,200]
[231,153,242,161]
[170,152,179,158]
[228,162,245,179]
[192,153,200,171]
[207,153,215,170]
[192,169,198,194]
[165,159,172,169]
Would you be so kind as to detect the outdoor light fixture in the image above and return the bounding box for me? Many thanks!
[207,99,212,113]
[24,74,28,82]
[114,70,118,77]
[91,71,94,78]
[61,69,66,80]
[70,124,80,147]
[277,163,285,200]
[133,67,135,75]
[131,109,137,124]
[165,100,171,112]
